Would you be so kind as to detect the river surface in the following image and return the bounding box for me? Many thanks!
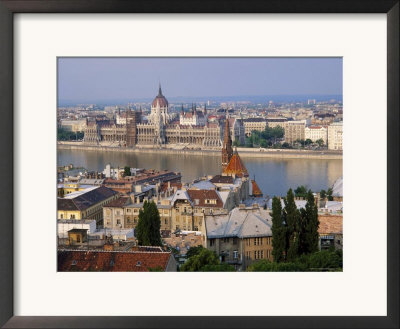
[57,149,342,197]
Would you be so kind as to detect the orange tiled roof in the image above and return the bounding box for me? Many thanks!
[251,180,263,197]
[223,152,249,177]
[318,215,343,234]
[57,250,172,272]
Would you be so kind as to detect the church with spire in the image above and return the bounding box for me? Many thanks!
[221,115,233,170]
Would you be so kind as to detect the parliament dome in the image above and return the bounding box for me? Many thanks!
[152,84,168,108]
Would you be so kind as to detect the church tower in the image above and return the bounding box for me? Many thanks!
[222,115,233,170]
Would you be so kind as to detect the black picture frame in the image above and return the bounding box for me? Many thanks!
[0,1,398,328]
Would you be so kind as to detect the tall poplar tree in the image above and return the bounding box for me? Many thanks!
[303,191,320,253]
[271,196,285,263]
[136,201,162,246]
[284,189,301,261]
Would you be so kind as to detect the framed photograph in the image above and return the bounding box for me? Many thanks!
[1,1,398,328]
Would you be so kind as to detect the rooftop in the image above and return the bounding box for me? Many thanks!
[58,186,118,211]
[57,249,174,272]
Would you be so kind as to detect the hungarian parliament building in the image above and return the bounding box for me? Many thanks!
[83,84,245,148]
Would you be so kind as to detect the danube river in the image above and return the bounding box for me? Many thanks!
[58,149,342,197]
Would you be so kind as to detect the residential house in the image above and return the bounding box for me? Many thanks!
[205,204,273,271]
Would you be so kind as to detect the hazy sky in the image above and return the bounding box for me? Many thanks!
[58,57,342,103]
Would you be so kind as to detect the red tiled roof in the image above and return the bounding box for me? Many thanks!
[57,250,173,272]
[223,152,249,177]
[251,180,263,197]
[187,189,224,208]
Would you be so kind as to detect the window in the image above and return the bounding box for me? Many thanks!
[165,219,168,224]
[254,238,257,246]
[117,219,121,225]
[233,251,238,259]
[209,239,215,247]
[70,214,75,219]
[254,251,257,259]
[60,214,63,219]
[76,235,81,243]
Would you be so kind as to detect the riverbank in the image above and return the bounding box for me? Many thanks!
[57,142,342,160]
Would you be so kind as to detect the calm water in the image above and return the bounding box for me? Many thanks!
[57,149,342,197]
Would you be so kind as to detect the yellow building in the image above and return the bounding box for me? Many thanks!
[58,182,87,197]
[57,186,118,224]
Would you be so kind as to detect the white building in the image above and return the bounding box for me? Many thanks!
[327,122,343,150]
[179,108,206,126]
[103,164,122,179]
[57,219,97,238]
[305,126,328,144]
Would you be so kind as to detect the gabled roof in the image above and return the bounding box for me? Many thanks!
[223,152,249,177]
[205,207,272,239]
[186,189,224,208]
[57,249,175,272]
[190,180,216,190]
[171,190,192,206]
[58,186,118,211]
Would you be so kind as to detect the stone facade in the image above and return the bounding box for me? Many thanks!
[87,85,224,148]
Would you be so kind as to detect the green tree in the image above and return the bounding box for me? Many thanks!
[57,128,84,141]
[123,166,131,177]
[136,201,162,246]
[305,138,313,146]
[245,137,253,148]
[299,191,320,254]
[283,189,301,261]
[186,245,204,258]
[247,250,342,272]
[320,189,327,200]
[271,197,286,263]
[181,248,219,271]
[316,138,324,147]
[232,139,240,147]
[201,263,235,272]
[327,187,334,201]
[294,185,308,198]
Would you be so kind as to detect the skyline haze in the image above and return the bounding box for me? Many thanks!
[58,57,342,105]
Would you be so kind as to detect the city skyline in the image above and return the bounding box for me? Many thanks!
[58,57,342,104]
